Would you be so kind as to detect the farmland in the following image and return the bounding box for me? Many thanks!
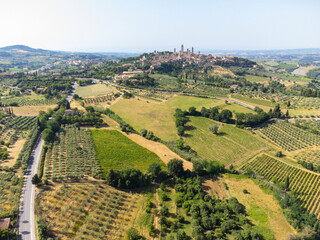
[241,154,320,218]
[75,83,114,98]
[184,116,265,165]
[257,120,320,151]
[110,95,253,141]
[245,75,270,83]
[0,114,39,219]
[1,92,60,106]
[294,149,320,168]
[12,104,58,116]
[82,93,118,105]
[0,171,21,218]
[35,183,142,240]
[223,174,296,240]
[43,125,101,180]
[91,129,165,175]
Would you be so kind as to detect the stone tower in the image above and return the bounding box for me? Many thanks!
[192,47,194,54]
[181,44,184,53]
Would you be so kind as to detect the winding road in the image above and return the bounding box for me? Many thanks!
[18,136,44,240]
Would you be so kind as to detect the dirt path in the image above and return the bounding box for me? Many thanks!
[122,132,193,171]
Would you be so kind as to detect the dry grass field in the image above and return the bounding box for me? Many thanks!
[224,174,296,240]
[75,83,114,98]
[12,104,57,116]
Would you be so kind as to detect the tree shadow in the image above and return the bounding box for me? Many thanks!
[185,125,196,131]
[183,133,193,137]
[217,131,227,136]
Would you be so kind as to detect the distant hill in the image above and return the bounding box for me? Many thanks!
[0,45,49,53]
[0,44,139,57]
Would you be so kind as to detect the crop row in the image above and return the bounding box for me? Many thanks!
[1,97,60,106]
[83,94,115,104]
[258,120,320,151]
[294,149,320,167]
[241,154,320,218]
[35,183,137,240]
[44,125,101,180]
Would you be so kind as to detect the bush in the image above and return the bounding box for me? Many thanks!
[126,227,144,240]
[32,174,41,185]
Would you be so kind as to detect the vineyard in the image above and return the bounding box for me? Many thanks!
[241,154,320,218]
[1,97,60,106]
[294,149,320,167]
[82,93,116,105]
[44,125,101,180]
[235,91,320,112]
[35,183,140,240]
[257,120,320,151]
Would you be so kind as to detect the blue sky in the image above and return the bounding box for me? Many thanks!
[1,0,319,52]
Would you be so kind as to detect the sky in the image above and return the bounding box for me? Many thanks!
[1,0,320,52]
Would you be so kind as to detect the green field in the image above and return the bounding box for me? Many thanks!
[75,83,114,97]
[90,130,164,175]
[110,95,226,141]
[184,117,265,165]
[110,95,255,141]
[245,75,270,83]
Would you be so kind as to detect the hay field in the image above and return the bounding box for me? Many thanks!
[75,83,114,98]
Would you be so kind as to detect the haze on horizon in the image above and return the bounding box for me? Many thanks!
[1,0,320,53]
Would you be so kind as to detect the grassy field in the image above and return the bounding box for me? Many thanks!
[223,174,296,240]
[75,83,114,97]
[12,104,57,116]
[184,117,265,165]
[110,95,254,141]
[91,130,165,175]
[245,75,270,83]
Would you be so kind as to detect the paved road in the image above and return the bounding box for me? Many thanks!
[19,136,44,240]
[66,81,79,102]
[214,97,255,109]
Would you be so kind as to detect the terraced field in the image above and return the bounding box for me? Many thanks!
[242,154,320,218]
[257,120,320,151]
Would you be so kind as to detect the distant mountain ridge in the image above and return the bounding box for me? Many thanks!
[0,44,140,58]
[0,45,49,53]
